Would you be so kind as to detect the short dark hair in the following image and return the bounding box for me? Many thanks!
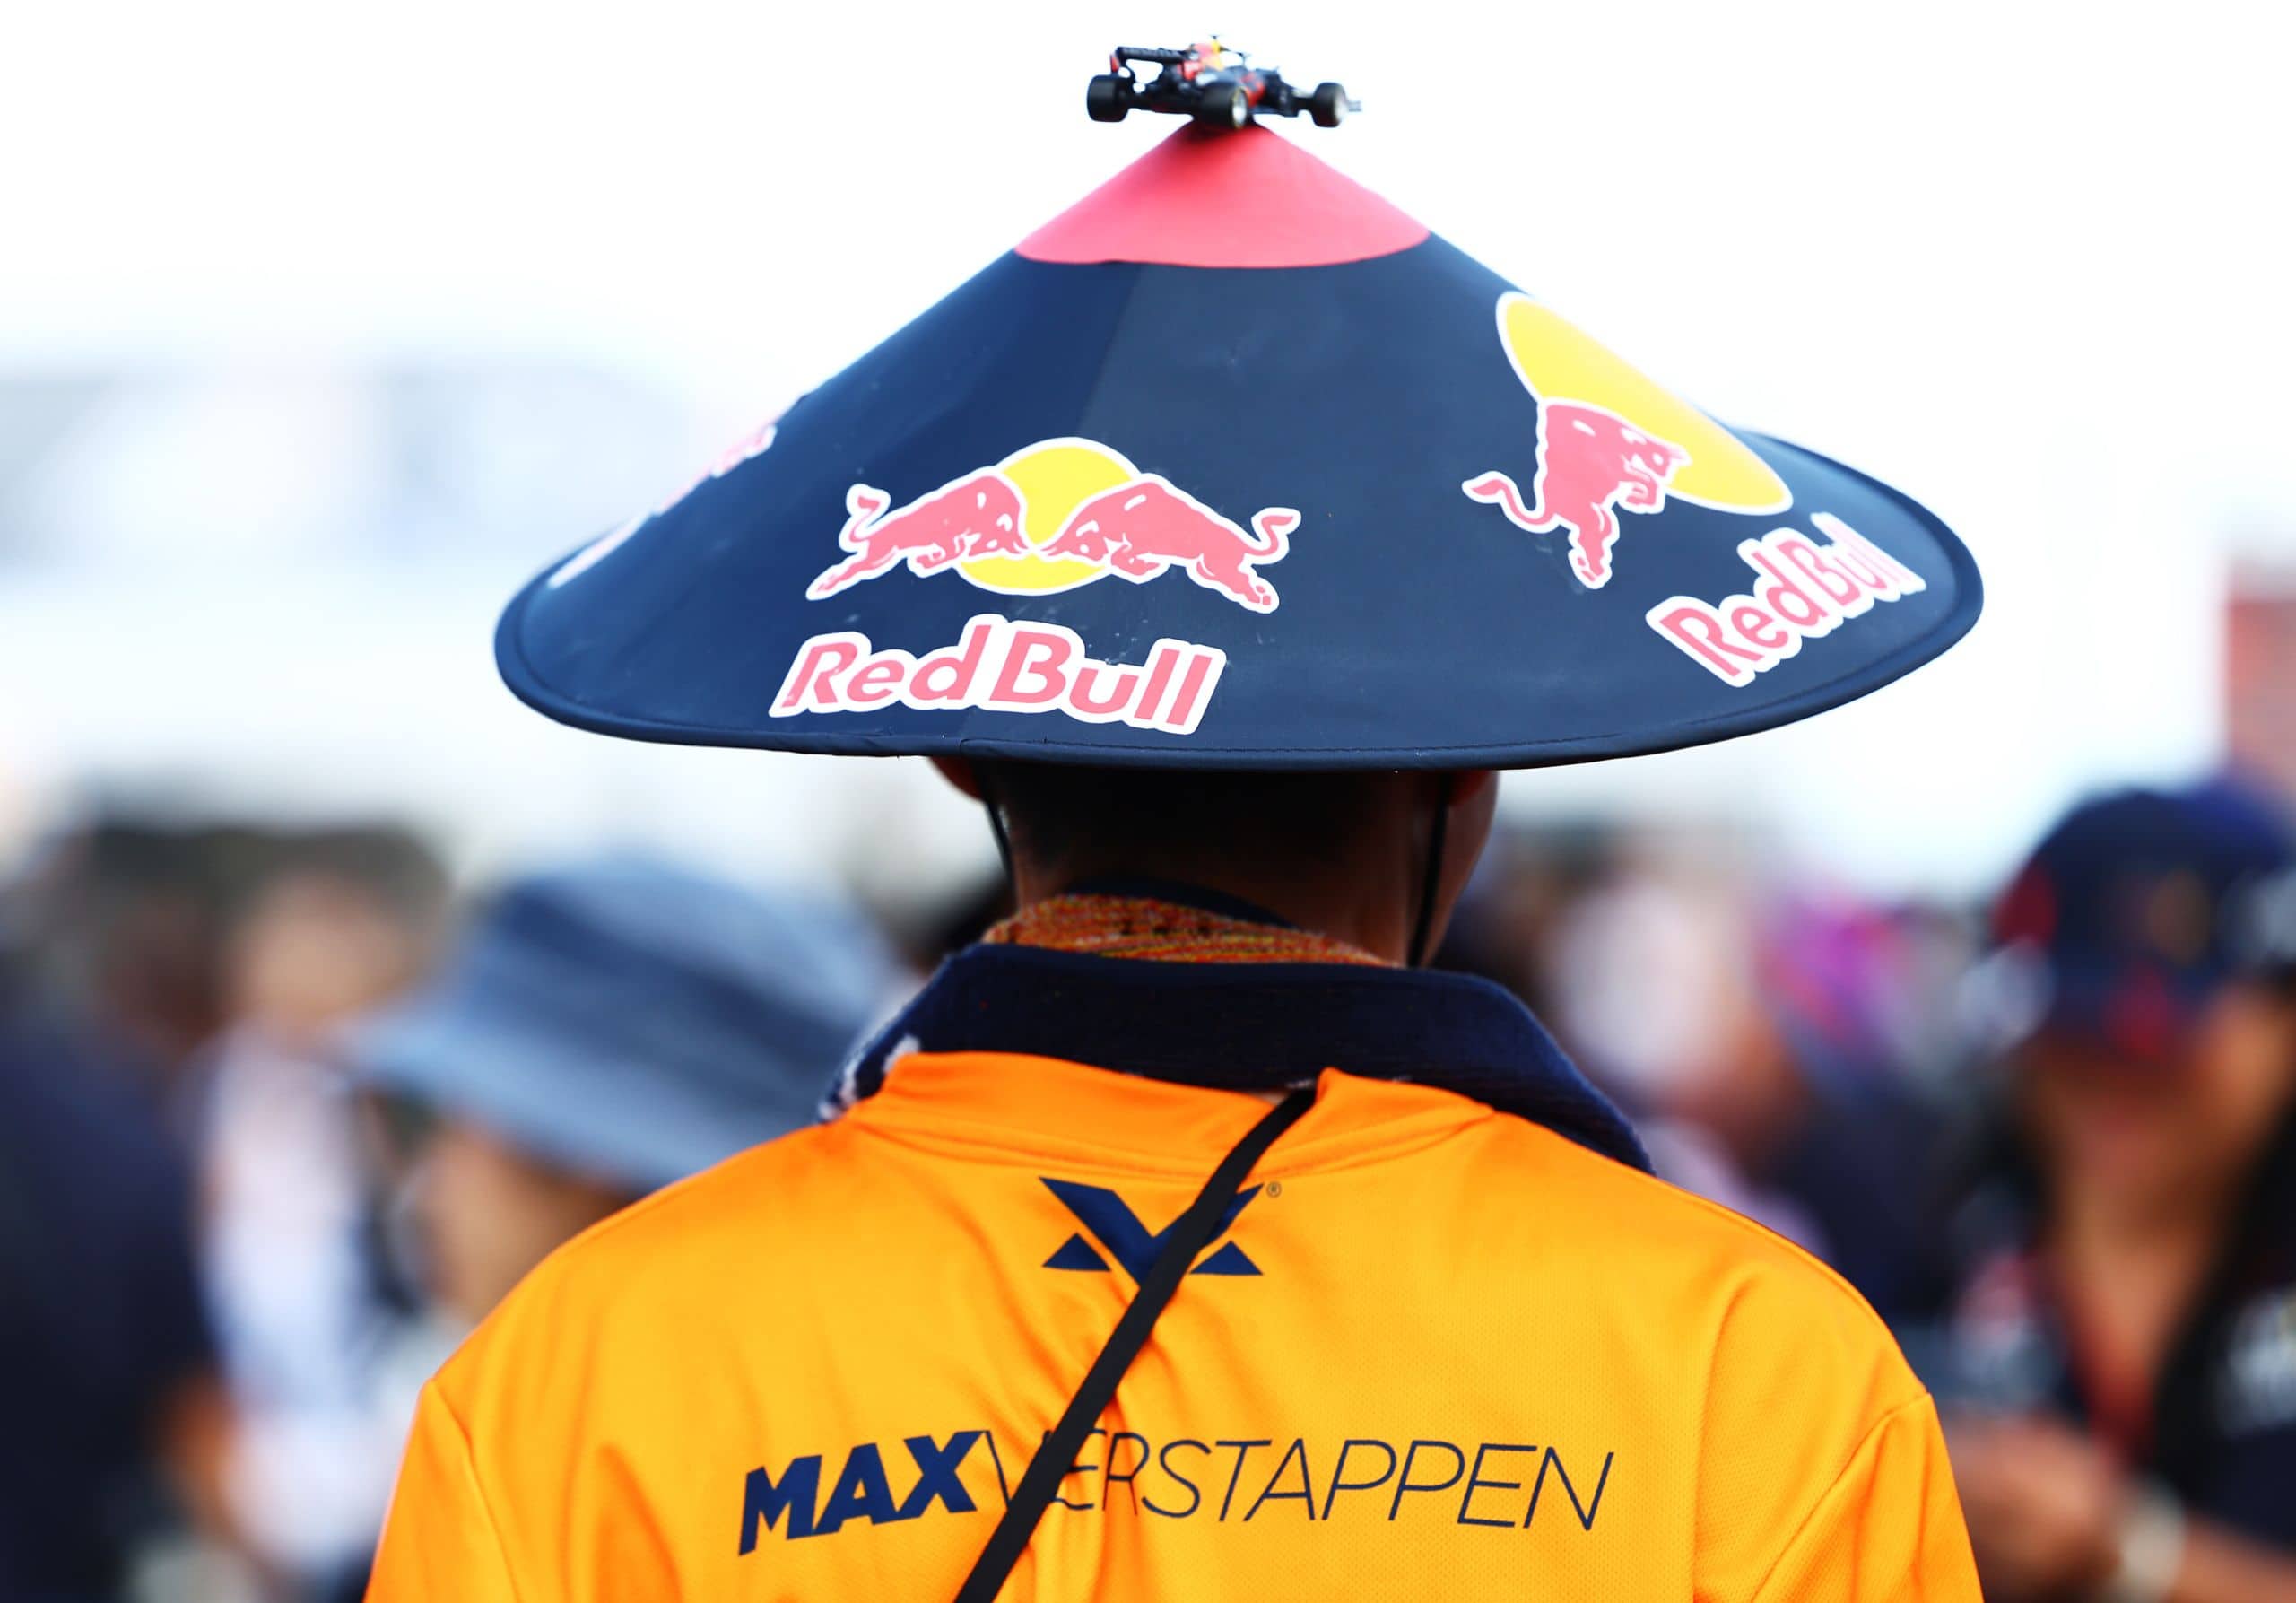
[978,762,1389,882]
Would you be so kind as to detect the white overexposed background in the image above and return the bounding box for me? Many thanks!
[4,0,2292,901]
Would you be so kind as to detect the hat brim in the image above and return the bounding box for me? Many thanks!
[2029,960,2219,1064]
[498,242,1980,771]
[351,997,812,1193]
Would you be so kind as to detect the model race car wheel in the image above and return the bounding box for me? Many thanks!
[1310,82,1348,127]
[1085,74,1130,122]
[1196,84,1250,130]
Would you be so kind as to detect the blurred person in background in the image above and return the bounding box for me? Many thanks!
[0,883,236,1601]
[352,856,900,1330]
[1537,849,1958,1326]
[1941,782,2296,1601]
[216,854,898,1599]
[19,819,259,1108]
[0,1000,237,1602]
[189,832,448,1601]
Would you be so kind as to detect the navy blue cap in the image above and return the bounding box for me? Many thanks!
[1993,780,2296,1058]
[498,125,1979,771]
[350,857,900,1192]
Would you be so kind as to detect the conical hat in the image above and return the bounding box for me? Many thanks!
[498,126,1979,770]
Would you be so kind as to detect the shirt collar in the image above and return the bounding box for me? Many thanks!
[831,940,1648,1171]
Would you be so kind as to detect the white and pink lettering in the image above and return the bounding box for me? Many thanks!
[773,634,868,711]
[909,619,993,703]
[987,625,1074,708]
[770,614,1228,736]
[1645,518,1928,686]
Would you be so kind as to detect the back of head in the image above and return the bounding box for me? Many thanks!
[984,762,1396,889]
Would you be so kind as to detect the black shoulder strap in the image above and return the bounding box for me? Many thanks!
[953,1085,1316,1602]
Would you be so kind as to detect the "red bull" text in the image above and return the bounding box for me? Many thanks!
[1463,402,1691,590]
[772,614,1227,735]
[1645,514,1926,686]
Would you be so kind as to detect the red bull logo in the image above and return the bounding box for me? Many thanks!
[1464,405,1691,589]
[807,438,1297,614]
[772,614,1225,736]
[1646,514,1926,685]
[1463,292,1792,589]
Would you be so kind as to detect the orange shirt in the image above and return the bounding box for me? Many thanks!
[369,1053,1977,1599]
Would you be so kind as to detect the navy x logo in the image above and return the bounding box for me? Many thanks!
[1039,1178,1264,1279]
[893,1432,979,1521]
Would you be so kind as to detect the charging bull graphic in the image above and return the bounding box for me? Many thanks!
[1464,405,1690,589]
[809,472,1031,596]
[808,438,1295,614]
[1464,291,1794,590]
[1039,481,1295,613]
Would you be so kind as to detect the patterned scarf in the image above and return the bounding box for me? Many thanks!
[983,893,1386,968]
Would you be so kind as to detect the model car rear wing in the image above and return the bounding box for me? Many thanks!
[1111,46,1193,68]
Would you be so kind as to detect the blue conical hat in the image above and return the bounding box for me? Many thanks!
[498,126,1979,770]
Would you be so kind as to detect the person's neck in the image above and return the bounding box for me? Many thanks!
[1013,865,1414,964]
[2048,1177,2230,1393]
[2051,1170,2231,1261]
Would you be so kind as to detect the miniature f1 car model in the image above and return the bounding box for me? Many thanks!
[1087,41,1357,130]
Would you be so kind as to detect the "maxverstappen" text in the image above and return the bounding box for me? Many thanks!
[737,1426,1617,1552]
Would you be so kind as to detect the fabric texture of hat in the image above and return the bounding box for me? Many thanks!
[351,857,900,1192]
[499,125,1980,770]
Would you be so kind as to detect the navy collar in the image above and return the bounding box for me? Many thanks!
[833,942,1648,1172]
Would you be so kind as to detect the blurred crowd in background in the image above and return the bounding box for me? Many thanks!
[5,747,2295,1600]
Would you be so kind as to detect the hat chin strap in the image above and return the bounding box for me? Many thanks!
[1407,774,1455,970]
[978,773,1016,886]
